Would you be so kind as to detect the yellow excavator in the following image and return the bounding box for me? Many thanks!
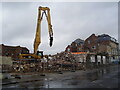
[18,6,53,62]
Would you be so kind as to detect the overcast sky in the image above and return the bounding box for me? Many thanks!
[1,2,118,55]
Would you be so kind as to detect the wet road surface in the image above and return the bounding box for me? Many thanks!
[2,65,119,89]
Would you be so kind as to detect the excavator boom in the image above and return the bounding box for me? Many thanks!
[34,6,53,54]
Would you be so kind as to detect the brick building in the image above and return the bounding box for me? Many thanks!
[65,34,119,62]
[84,34,98,53]
[97,34,119,60]
[0,44,29,60]
[84,34,119,62]
[65,38,84,52]
[84,34,119,54]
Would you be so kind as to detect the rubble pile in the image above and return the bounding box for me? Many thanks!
[3,51,114,73]
[6,52,86,73]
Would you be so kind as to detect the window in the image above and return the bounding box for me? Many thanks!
[38,53,42,56]
[67,48,70,52]
[92,46,96,49]
[88,40,91,44]
[6,53,8,56]
[76,44,77,46]
[28,56,32,58]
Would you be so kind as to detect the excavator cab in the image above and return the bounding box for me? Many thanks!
[37,51,43,58]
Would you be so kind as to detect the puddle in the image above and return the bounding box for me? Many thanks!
[85,67,115,82]
[2,65,119,88]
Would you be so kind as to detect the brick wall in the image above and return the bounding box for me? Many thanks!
[0,44,29,59]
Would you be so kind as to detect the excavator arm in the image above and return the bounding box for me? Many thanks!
[18,6,53,61]
[34,6,53,54]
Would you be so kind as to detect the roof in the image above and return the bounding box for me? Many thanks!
[0,44,29,50]
[74,38,84,44]
[97,34,118,43]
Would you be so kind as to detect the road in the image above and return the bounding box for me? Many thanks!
[2,65,119,89]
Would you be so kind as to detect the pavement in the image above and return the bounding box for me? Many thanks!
[1,65,119,89]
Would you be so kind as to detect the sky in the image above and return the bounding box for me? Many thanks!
[1,2,118,55]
